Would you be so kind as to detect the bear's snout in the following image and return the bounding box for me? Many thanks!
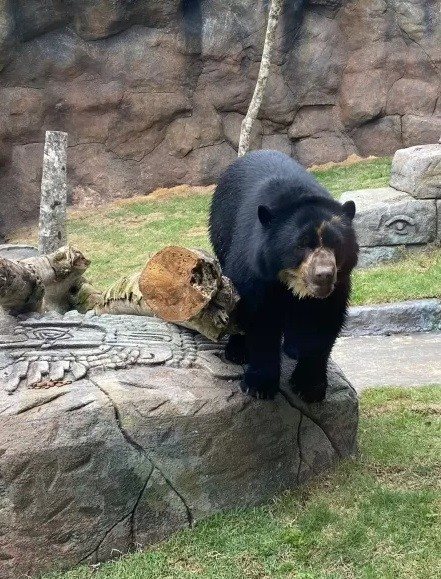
[278,247,337,299]
[312,265,335,284]
[306,248,337,299]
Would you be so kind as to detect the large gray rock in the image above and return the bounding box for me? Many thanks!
[0,312,358,579]
[340,187,437,247]
[1,0,441,237]
[390,144,441,199]
[356,245,408,268]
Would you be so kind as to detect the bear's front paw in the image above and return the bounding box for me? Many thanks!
[241,369,279,400]
[225,334,249,365]
[290,365,327,403]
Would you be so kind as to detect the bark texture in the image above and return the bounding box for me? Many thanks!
[0,257,45,314]
[238,0,284,157]
[38,131,68,254]
[0,246,90,315]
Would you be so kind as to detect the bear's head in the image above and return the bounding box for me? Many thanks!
[257,197,358,299]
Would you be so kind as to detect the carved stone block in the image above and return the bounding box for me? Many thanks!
[0,312,358,579]
[357,246,406,268]
[390,144,441,199]
[340,187,436,247]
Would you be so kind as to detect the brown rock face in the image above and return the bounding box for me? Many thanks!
[0,0,440,237]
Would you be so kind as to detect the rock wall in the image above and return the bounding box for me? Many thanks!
[0,0,440,238]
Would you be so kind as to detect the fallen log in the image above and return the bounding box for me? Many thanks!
[1,245,240,341]
[0,258,45,314]
[140,247,240,340]
[78,246,241,341]
[0,246,90,315]
[21,246,91,313]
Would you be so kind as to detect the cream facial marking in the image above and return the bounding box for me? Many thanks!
[279,246,337,299]
[278,260,310,299]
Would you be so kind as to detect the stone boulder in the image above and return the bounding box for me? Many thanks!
[341,143,441,268]
[390,144,441,199]
[0,312,358,578]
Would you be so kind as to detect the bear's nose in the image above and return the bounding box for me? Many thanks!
[313,267,335,284]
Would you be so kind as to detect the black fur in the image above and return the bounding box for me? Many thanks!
[209,150,358,402]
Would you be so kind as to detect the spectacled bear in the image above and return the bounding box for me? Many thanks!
[209,150,358,402]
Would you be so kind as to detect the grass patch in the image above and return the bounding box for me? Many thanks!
[312,156,392,198]
[43,386,441,579]
[11,156,441,304]
[351,249,441,305]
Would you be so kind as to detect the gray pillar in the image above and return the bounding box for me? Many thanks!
[38,131,68,254]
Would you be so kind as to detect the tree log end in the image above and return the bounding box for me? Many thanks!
[139,246,220,323]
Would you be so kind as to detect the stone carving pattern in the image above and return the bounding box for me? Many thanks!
[381,214,415,237]
[0,313,242,393]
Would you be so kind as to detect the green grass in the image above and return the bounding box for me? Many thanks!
[43,386,441,579]
[12,157,441,304]
[312,156,393,198]
[351,250,441,305]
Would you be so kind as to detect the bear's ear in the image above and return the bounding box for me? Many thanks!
[342,200,356,221]
[258,205,272,226]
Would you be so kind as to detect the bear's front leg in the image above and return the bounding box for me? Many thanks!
[290,353,329,403]
[241,325,282,400]
[282,324,299,360]
[225,334,249,364]
[284,292,347,403]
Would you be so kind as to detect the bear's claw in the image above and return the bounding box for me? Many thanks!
[240,379,278,400]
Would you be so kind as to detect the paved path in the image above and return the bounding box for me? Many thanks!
[332,332,441,391]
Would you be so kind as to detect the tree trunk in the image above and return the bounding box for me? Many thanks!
[237,0,284,157]
[38,131,68,254]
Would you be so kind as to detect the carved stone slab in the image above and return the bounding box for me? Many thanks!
[340,187,436,247]
[0,312,358,579]
[0,312,242,394]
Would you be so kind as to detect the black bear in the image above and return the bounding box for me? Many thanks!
[209,150,358,402]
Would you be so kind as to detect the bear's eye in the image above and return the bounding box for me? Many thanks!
[290,247,305,268]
